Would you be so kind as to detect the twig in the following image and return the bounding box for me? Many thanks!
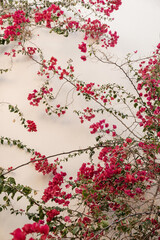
[90,212,151,240]
[1,143,108,176]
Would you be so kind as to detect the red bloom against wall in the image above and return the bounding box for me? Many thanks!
[0,0,160,239]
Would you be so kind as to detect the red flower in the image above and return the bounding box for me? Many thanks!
[126,138,132,143]
[125,173,133,182]
[78,42,87,53]
[40,225,49,235]
[157,43,160,49]
[112,131,116,137]
[11,228,26,240]
[46,209,60,222]
[64,216,71,222]
[80,55,87,61]
[27,120,37,132]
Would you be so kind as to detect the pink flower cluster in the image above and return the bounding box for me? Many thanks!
[66,19,80,29]
[27,47,37,56]
[78,42,87,61]
[100,30,119,49]
[28,89,42,106]
[59,68,69,80]
[76,82,116,104]
[2,10,30,41]
[76,82,95,96]
[42,171,72,206]
[27,120,37,132]
[75,141,150,213]
[46,209,60,222]
[78,42,87,52]
[11,220,49,240]
[28,87,53,106]
[136,43,160,138]
[79,107,95,123]
[87,0,122,17]
[82,19,108,40]
[0,13,11,25]
[35,4,64,28]
[54,104,66,117]
[30,152,57,175]
[48,56,57,71]
[90,119,117,137]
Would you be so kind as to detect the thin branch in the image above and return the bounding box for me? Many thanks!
[1,143,108,176]
[120,55,154,67]
[22,51,141,139]
[6,181,47,211]
[91,49,152,114]
[90,212,151,240]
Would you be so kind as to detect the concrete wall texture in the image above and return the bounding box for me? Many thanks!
[0,0,160,239]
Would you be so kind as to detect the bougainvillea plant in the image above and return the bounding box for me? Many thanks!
[0,0,160,239]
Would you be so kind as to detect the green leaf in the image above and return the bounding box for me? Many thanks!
[3,185,12,195]
[3,196,8,201]
[8,177,16,185]
[134,103,138,108]
[0,184,3,194]
[17,196,23,201]
[62,228,68,237]
[26,205,32,212]
[72,226,80,235]
[33,216,39,222]
[67,209,72,214]
[9,105,14,112]
[23,186,32,195]
[13,140,17,145]
[38,206,44,219]
[11,189,17,199]
[82,190,89,198]
[101,220,109,228]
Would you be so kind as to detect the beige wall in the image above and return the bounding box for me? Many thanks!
[0,0,160,239]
